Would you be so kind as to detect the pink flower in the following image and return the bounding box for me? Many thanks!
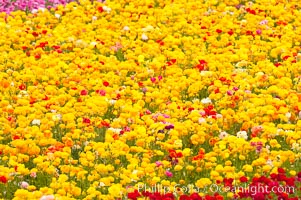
[150,77,156,83]
[256,29,262,35]
[259,19,268,25]
[155,161,162,167]
[20,181,29,189]
[96,89,106,96]
[227,90,233,96]
[30,172,37,178]
[110,42,123,52]
[158,75,162,80]
[165,170,173,177]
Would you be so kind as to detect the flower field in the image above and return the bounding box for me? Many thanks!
[1,0,301,199]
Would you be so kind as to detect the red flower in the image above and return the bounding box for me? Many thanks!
[169,150,178,158]
[162,193,175,200]
[19,83,26,90]
[103,81,109,87]
[80,89,88,96]
[176,152,183,158]
[156,39,164,46]
[98,7,104,12]
[278,168,285,174]
[270,173,278,180]
[13,135,20,140]
[101,121,110,128]
[83,118,91,124]
[190,193,202,200]
[179,195,190,200]
[128,190,141,200]
[32,32,39,37]
[227,30,234,36]
[240,176,248,183]
[35,54,41,59]
[0,176,7,184]
[204,195,215,200]
[253,193,265,200]
[223,178,234,187]
[219,77,226,82]
[43,95,49,100]
[215,195,223,200]
[216,29,222,34]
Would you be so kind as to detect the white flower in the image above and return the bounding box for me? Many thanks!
[32,119,41,126]
[286,112,291,119]
[198,118,206,124]
[216,114,223,118]
[292,143,300,151]
[103,6,111,13]
[31,9,38,14]
[219,131,228,139]
[266,159,273,167]
[99,182,105,187]
[90,41,97,46]
[55,14,61,19]
[92,16,97,21]
[109,100,116,105]
[72,145,81,150]
[40,195,55,200]
[236,131,248,140]
[141,33,148,41]
[19,90,29,97]
[38,8,46,12]
[75,39,87,48]
[108,128,122,134]
[201,97,211,104]
[123,26,130,31]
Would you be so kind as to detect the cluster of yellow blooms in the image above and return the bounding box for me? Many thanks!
[1,0,301,199]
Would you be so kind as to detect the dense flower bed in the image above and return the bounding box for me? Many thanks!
[1,0,301,199]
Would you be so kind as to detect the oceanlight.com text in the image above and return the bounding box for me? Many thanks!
[137,183,295,196]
